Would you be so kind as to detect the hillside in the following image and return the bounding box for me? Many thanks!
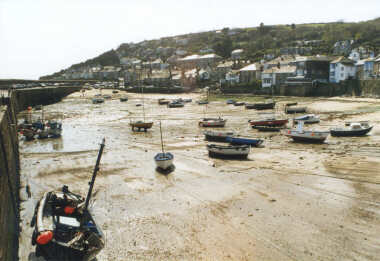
[41,18,380,79]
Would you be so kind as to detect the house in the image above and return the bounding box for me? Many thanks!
[216,61,234,80]
[231,49,243,60]
[239,63,261,83]
[333,40,354,55]
[356,58,375,80]
[288,56,331,83]
[373,56,380,78]
[348,50,360,62]
[261,66,296,88]
[176,53,222,70]
[264,55,295,70]
[199,47,214,54]
[225,70,240,83]
[280,46,312,56]
[329,57,356,83]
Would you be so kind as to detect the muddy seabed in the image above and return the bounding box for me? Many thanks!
[19,90,380,261]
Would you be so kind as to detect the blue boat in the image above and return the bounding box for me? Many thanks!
[226,136,263,147]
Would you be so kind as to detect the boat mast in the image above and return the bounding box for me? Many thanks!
[141,85,145,122]
[159,121,165,154]
[84,138,106,212]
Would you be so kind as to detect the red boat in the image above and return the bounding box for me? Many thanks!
[248,118,288,127]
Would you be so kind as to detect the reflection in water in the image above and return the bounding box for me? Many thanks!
[52,137,63,151]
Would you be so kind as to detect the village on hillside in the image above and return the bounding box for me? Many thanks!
[42,37,380,93]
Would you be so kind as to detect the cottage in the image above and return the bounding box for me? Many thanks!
[239,63,261,83]
[329,57,356,83]
[264,55,295,70]
[261,66,296,88]
[289,56,331,83]
[177,53,222,70]
[356,58,375,80]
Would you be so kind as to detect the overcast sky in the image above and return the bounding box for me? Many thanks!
[0,0,379,79]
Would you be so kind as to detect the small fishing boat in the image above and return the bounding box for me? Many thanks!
[103,95,111,99]
[197,100,209,105]
[136,103,142,107]
[168,101,184,108]
[31,139,106,261]
[330,122,373,137]
[246,99,275,110]
[120,97,128,102]
[249,118,288,127]
[204,131,234,142]
[92,98,104,104]
[37,127,49,139]
[226,99,236,104]
[48,120,62,138]
[252,126,283,132]
[199,118,226,127]
[285,106,306,114]
[158,98,170,105]
[22,128,36,141]
[285,122,329,143]
[130,121,153,131]
[226,136,263,147]
[207,144,250,159]
[112,90,119,94]
[183,98,192,103]
[154,121,174,172]
[293,114,320,124]
[286,102,298,106]
[233,102,245,106]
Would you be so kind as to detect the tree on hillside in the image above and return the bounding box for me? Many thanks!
[213,36,233,58]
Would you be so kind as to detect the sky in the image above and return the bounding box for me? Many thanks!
[0,0,379,79]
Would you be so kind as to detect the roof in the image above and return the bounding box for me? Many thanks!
[217,61,234,68]
[263,65,296,74]
[331,57,355,65]
[232,49,243,54]
[179,53,221,61]
[240,63,257,71]
[266,55,295,65]
[296,55,332,62]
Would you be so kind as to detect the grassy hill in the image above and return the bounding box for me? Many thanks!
[41,18,380,79]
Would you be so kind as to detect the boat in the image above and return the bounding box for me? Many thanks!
[249,118,288,127]
[154,121,174,172]
[37,126,49,139]
[293,114,320,124]
[183,98,192,103]
[330,122,373,137]
[284,122,329,143]
[252,126,283,132]
[199,117,226,127]
[226,99,236,105]
[167,101,184,108]
[197,100,209,105]
[286,102,298,107]
[158,98,170,105]
[285,106,307,114]
[35,105,43,110]
[112,90,119,94]
[226,136,263,147]
[47,120,62,138]
[204,131,234,142]
[207,144,250,159]
[120,97,128,102]
[31,139,106,260]
[103,95,111,99]
[233,102,245,106]
[130,86,154,131]
[92,98,104,104]
[22,128,36,141]
[246,99,275,110]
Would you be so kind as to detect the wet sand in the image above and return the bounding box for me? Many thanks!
[19,90,380,260]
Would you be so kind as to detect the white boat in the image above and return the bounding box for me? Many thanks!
[293,114,320,124]
[199,117,226,127]
[207,144,250,159]
[154,121,174,172]
[48,120,62,138]
[285,122,329,143]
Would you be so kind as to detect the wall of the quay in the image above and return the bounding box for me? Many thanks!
[0,86,80,261]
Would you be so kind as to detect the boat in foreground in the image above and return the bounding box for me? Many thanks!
[158,98,170,105]
[154,152,174,170]
[252,126,283,132]
[285,122,329,143]
[199,117,226,127]
[245,99,275,110]
[226,136,263,147]
[207,144,250,159]
[130,121,153,131]
[31,139,106,261]
[204,131,234,142]
[330,122,373,137]
[168,101,185,108]
[285,106,307,114]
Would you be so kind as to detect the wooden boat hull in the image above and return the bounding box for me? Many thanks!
[285,107,306,114]
[233,102,245,106]
[120,97,128,102]
[293,119,320,124]
[252,126,282,132]
[204,131,234,142]
[207,144,250,159]
[154,152,174,170]
[249,119,288,127]
[168,103,184,108]
[158,99,170,105]
[199,118,226,127]
[226,137,263,147]
[246,102,275,110]
[330,126,373,137]
[130,122,153,131]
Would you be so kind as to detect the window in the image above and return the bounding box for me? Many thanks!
[341,73,344,78]
[341,66,344,71]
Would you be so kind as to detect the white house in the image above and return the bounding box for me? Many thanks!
[329,57,356,83]
[348,50,360,62]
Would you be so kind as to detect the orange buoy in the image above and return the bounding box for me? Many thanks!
[64,206,76,215]
[36,231,53,245]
